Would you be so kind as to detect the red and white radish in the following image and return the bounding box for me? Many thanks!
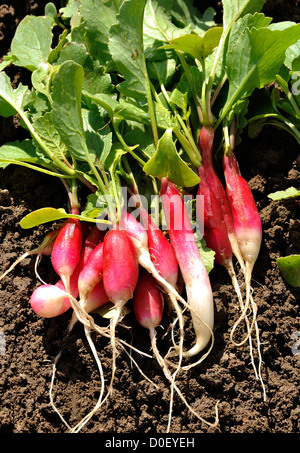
[103,227,139,390]
[119,209,186,307]
[30,284,75,319]
[133,270,217,431]
[137,201,185,361]
[198,126,244,268]
[51,217,83,293]
[222,149,266,400]
[160,177,214,359]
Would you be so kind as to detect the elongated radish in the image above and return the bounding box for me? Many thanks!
[133,271,164,332]
[222,150,266,399]
[119,209,186,307]
[197,127,264,388]
[51,217,83,293]
[77,242,104,302]
[198,126,244,269]
[197,164,233,268]
[160,177,214,359]
[103,228,139,391]
[222,151,262,277]
[222,150,262,331]
[133,271,217,431]
[0,228,60,282]
[223,151,262,326]
[197,163,259,372]
[136,201,185,361]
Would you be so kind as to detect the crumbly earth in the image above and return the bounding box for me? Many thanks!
[0,0,299,434]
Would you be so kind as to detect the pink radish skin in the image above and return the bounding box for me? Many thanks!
[133,272,164,332]
[103,228,139,307]
[54,225,105,316]
[30,284,72,318]
[77,242,104,301]
[85,280,110,313]
[222,151,262,273]
[197,164,233,267]
[160,177,214,357]
[51,218,83,292]
[103,228,139,391]
[138,206,178,288]
[55,277,78,315]
[67,280,110,331]
[198,126,244,268]
[119,210,184,304]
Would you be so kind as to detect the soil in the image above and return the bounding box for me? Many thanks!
[0,0,299,436]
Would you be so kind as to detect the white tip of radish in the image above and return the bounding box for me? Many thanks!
[181,281,214,358]
[30,284,70,318]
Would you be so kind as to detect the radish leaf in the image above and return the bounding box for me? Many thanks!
[277,255,300,287]
[7,15,54,71]
[108,0,148,100]
[143,129,200,187]
[218,23,300,125]
[52,60,87,162]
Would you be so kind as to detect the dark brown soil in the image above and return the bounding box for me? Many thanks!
[0,0,299,435]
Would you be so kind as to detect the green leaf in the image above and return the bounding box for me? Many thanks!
[51,60,87,161]
[32,112,69,162]
[219,23,300,125]
[222,0,266,30]
[268,187,300,201]
[20,207,71,229]
[196,236,216,274]
[143,129,200,187]
[80,193,104,219]
[171,2,217,35]
[19,206,111,229]
[82,109,112,164]
[0,140,46,169]
[277,255,300,287]
[0,71,31,117]
[108,0,148,100]
[285,39,300,70]
[162,28,223,60]
[56,42,114,95]
[79,0,119,66]
[8,15,54,71]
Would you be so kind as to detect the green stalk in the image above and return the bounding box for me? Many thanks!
[82,142,116,224]
[176,51,203,125]
[0,96,76,176]
[159,83,201,167]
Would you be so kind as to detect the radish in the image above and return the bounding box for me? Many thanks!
[197,126,265,394]
[30,284,74,319]
[136,201,185,363]
[103,227,139,392]
[133,270,218,431]
[222,149,266,400]
[222,150,262,280]
[133,271,164,335]
[222,149,262,334]
[119,209,187,308]
[77,242,104,303]
[198,126,244,269]
[160,177,214,360]
[51,217,83,293]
